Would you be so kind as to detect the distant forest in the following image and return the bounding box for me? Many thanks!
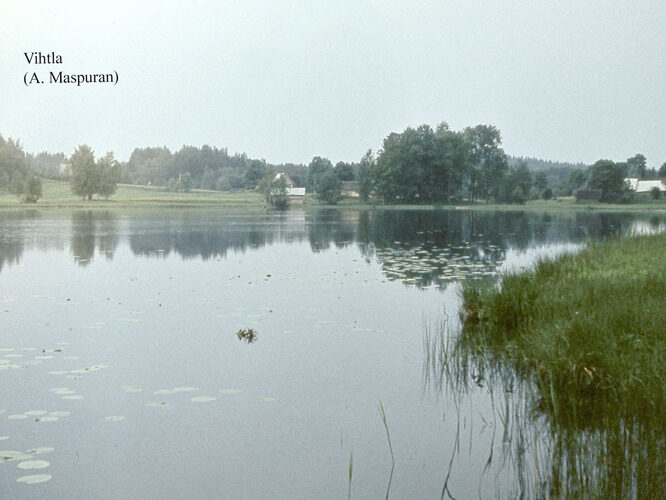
[2,124,665,204]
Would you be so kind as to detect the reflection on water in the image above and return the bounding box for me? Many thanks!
[2,209,663,286]
[424,291,665,498]
[1,207,665,498]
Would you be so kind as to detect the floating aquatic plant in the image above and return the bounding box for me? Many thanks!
[154,387,199,395]
[24,410,48,416]
[1,451,33,463]
[16,474,51,484]
[191,396,217,403]
[17,459,50,470]
[236,328,258,344]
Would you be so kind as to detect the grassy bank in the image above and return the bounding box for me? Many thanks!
[460,232,666,420]
[0,179,266,210]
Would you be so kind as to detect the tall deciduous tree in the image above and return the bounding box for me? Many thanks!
[70,145,98,200]
[588,159,629,202]
[22,174,42,203]
[357,150,375,202]
[463,125,508,202]
[97,152,120,200]
[658,162,666,178]
[307,156,333,191]
[627,154,647,179]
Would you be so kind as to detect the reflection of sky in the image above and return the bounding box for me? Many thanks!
[499,243,584,274]
[1,209,665,498]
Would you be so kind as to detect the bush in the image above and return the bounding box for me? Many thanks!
[543,188,553,200]
[510,186,526,204]
[650,187,661,200]
[22,174,42,203]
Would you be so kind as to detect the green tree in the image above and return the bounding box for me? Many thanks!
[260,173,289,209]
[375,126,434,203]
[658,162,666,178]
[177,172,192,192]
[0,135,29,190]
[627,153,647,178]
[588,160,630,202]
[333,162,354,181]
[567,169,587,194]
[357,150,375,202]
[650,187,661,200]
[463,125,507,202]
[22,174,42,203]
[307,156,333,191]
[97,152,120,200]
[245,160,266,189]
[504,162,532,202]
[70,145,98,200]
[9,170,24,195]
[534,170,548,191]
[316,170,342,204]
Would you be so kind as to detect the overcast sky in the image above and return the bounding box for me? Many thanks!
[2,1,665,167]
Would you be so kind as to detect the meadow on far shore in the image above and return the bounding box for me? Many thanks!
[2,178,666,212]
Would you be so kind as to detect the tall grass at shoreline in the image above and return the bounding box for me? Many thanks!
[460,232,666,420]
[423,235,666,497]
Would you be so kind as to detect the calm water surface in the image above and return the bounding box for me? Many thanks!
[0,208,663,499]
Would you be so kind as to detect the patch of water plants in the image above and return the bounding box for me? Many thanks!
[427,232,666,498]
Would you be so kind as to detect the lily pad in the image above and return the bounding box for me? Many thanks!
[17,459,50,470]
[8,414,28,420]
[191,396,217,403]
[16,474,52,484]
[36,416,59,422]
[219,389,243,395]
[104,416,125,422]
[48,411,70,418]
[50,387,75,395]
[24,410,48,416]
[0,451,33,463]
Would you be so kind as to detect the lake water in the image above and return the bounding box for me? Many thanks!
[0,208,664,499]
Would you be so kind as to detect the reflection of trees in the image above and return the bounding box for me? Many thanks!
[0,213,25,274]
[307,209,357,252]
[425,315,665,498]
[354,210,663,288]
[128,211,309,259]
[1,210,665,278]
[70,211,119,266]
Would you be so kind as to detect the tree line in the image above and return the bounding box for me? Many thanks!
[3,127,666,204]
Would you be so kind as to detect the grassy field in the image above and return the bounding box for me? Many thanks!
[0,179,266,210]
[459,232,666,420]
[3,178,666,212]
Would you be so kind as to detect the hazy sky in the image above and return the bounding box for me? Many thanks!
[2,1,665,166]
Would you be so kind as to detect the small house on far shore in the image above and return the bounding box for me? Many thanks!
[624,177,666,193]
[274,172,305,202]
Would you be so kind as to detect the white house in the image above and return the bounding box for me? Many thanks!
[625,178,666,193]
[274,172,305,198]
